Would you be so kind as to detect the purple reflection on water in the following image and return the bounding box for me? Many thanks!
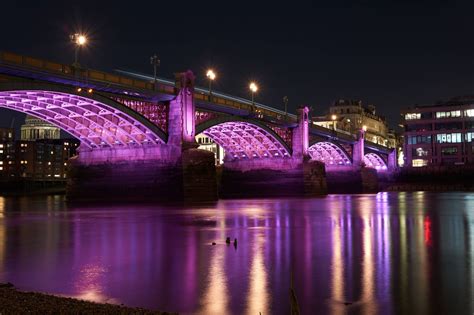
[0,193,473,314]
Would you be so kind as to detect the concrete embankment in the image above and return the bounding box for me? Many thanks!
[381,166,474,192]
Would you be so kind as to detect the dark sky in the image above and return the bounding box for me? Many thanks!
[1,0,474,134]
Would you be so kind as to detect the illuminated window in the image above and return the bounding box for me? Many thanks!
[48,162,51,165]
[412,147,429,157]
[412,159,428,167]
[466,132,474,142]
[405,113,421,120]
[441,147,457,155]
[436,133,462,143]
[464,109,474,117]
[436,110,461,118]
[0,144,3,148]
[0,167,3,171]
[0,161,3,165]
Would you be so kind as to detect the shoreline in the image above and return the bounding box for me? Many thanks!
[0,284,177,314]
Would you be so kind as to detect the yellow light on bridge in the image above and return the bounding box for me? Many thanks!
[206,69,216,81]
[76,34,87,46]
[249,82,258,93]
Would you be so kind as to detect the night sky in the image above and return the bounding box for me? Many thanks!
[1,1,474,135]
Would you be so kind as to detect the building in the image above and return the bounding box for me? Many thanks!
[401,96,474,167]
[313,99,394,148]
[195,134,225,165]
[21,115,60,140]
[0,119,79,180]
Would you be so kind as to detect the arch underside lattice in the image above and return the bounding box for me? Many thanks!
[308,141,352,166]
[364,153,387,169]
[202,121,291,160]
[0,90,165,149]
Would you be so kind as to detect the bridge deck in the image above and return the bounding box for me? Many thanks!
[0,51,391,154]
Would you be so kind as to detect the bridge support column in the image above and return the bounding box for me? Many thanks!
[67,71,218,202]
[219,106,326,198]
[388,149,398,172]
[325,129,378,193]
[352,129,365,167]
[292,106,309,161]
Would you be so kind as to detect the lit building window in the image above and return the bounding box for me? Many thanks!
[0,144,3,148]
[466,132,474,142]
[0,167,3,171]
[436,133,462,143]
[436,110,461,118]
[441,147,458,155]
[405,113,421,120]
[0,161,3,165]
[413,147,429,157]
[412,159,428,167]
[465,109,474,117]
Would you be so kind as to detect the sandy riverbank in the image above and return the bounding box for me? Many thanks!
[0,283,177,314]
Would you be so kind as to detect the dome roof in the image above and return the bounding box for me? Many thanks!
[24,115,57,126]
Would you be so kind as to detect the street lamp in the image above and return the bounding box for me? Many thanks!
[362,125,367,131]
[283,96,288,117]
[150,54,160,90]
[249,82,258,111]
[70,33,87,67]
[206,69,216,99]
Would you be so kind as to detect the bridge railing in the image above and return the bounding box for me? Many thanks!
[0,51,175,95]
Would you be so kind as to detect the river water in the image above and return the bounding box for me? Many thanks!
[0,192,473,314]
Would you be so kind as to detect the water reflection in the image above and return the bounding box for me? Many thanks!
[245,234,269,315]
[0,193,473,314]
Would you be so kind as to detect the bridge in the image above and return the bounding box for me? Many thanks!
[0,51,396,200]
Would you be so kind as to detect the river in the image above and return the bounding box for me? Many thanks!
[0,192,473,314]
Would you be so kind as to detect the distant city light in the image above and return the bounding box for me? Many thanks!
[331,114,337,121]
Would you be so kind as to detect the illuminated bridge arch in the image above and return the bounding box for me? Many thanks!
[363,153,387,170]
[196,117,291,160]
[308,141,352,166]
[0,83,167,149]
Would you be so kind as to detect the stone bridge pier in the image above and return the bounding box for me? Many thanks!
[67,72,218,202]
[219,107,327,198]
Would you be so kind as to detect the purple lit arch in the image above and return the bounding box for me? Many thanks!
[364,153,387,170]
[196,117,291,160]
[0,84,167,149]
[308,141,352,166]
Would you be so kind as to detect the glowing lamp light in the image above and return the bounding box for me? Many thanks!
[87,88,93,93]
[331,114,337,121]
[249,82,258,93]
[206,69,216,80]
[362,125,367,131]
[76,87,82,92]
[71,33,87,46]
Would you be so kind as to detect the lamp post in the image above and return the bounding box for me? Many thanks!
[283,96,288,117]
[150,54,160,90]
[206,69,216,100]
[249,82,258,112]
[70,33,87,67]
